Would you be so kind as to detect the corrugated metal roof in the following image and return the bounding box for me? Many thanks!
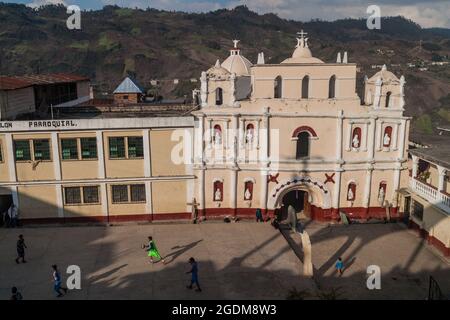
[0,73,90,90]
[113,77,144,94]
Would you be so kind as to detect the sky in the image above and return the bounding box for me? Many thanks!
[3,0,450,28]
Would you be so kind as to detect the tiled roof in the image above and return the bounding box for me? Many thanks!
[0,73,90,90]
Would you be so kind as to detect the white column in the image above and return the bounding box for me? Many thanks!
[5,133,17,182]
[96,131,106,179]
[230,168,238,215]
[197,115,205,164]
[377,121,384,150]
[398,119,407,159]
[337,110,344,159]
[208,118,213,149]
[437,166,447,192]
[198,167,205,215]
[10,186,19,208]
[261,171,268,211]
[232,115,239,165]
[393,166,401,207]
[368,117,376,160]
[345,121,352,151]
[392,122,400,150]
[143,129,151,177]
[256,119,261,149]
[100,183,109,218]
[363,121,369,152]
[51,132,61,181]
[145,181,152,214]
[55,184,64,218]
[363,167,373,208]
[412,155,419,178]
[239,118,245,147]
[333,170,342,209]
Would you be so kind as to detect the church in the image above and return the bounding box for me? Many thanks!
[0,31,410,223]
[192,31,410,221]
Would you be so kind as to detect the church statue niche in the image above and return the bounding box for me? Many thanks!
[213,125,222,145]
[213,180,223,201]
[245,123,255,146]
[347,183,356,201]
[383,126,392,147]
[244,181,253,200]
[352,127,361,149]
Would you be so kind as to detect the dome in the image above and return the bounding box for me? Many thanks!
[281,30,324,64]
[207,59,230,77]
[221,40,253,76]
[367,65,400,84]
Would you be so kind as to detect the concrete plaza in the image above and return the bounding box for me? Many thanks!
[0,221,448,300]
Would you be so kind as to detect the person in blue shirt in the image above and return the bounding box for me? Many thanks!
[52,265,68,297]
[186,257,202,292]
[335,257,344,275]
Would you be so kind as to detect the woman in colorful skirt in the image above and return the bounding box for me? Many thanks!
[144,236,166,264]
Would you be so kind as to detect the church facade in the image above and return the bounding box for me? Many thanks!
[192,32,410,221]
[0,32,410,223]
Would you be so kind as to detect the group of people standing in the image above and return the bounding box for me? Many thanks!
[143,236,202,292]
[10,234,69,300]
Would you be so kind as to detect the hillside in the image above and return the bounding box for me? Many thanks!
[1,3,450,133]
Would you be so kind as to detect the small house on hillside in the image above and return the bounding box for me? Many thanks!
[113,77,144,104]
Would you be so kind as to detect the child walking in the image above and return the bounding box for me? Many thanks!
[143,236,166,264]
[186,257,202,292]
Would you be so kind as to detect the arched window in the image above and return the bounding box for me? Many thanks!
[274,76,282,98]
[244,181,253,200]
[215,88,223,106]
[352,127,362,149]
[385,91,392,108]
[245,123,255,145]
[213,125,222,145]
[296,131,310,159]
[347,183,356,201]
[383,126,392,147]
[302,76,309,99]
[213,180,223,201]
[328,75,336,99]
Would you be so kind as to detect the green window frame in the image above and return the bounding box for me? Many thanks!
[130,184,146,202]
[112,185,129,203]
[83,186,99,204]
[127,137,144,158]
[61,138,78,160]
[14,140,31,161]
[80,137,97,159]
[64,187,82,205]
[33,139,51,161]
[109,137,125,159]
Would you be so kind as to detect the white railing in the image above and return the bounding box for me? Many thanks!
[411,178,450,215]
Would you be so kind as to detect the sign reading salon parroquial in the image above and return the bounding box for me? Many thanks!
[0,117,194,132]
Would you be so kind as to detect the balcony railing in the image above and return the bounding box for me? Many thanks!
[411,178,450,215]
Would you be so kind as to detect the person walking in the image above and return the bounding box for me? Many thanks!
[143,236,166,264]
[52,265,68,298]
[255,208,263,222]
[15,234,27,264]
[335,257,344,275]
[10,287,23,300]
[186,257,202,292]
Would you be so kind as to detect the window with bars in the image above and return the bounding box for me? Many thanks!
[130,184,146,202]
[14,140,31,161]
[80,138,97,159]
[83,186,99,204]
[112,185,129,203]
[61,139,78,160]
[64,187,82,204]
[109,137,126,159]
[127,137,144,158]
[33,139,51,160]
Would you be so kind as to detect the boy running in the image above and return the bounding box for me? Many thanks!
[143,236,166,264]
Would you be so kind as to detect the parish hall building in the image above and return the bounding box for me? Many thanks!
[0,32,411,225]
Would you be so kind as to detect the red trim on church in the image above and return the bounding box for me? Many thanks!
[292,126,317,138]
[408,220,449,257]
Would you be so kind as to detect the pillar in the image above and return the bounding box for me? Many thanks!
[143,129,151,177]
[5,133,17,182]
[51,132,61,181]
[437,166,447,192]
[412,155,419,178]
[96,131,106,179]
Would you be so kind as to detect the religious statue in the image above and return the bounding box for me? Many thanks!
[244,188,252,200]
[214,129,222,145]
[214,187,222,201]
[378,187,385,205]
[246,127,254,145]
[352,133,360,148]
[383,132,391,147]
[347,187,354,201]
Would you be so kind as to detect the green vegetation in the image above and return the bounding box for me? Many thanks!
[98,33,120,51]
[115,8,133,17]
[130,27,141,36]
[415,114,434,134]
[69,41,89,50]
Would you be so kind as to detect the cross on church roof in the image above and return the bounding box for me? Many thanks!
[297,30,308,38]
[296,30,309,48]
[232,39,240,49]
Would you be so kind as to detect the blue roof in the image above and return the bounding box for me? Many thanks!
[113,77,144,94]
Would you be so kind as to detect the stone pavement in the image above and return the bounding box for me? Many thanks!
[0,222,316,300]
[281,221,450,299]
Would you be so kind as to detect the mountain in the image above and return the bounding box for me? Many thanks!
[0,3,450,134]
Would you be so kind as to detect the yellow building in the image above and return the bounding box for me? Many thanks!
[0,32,412,226]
